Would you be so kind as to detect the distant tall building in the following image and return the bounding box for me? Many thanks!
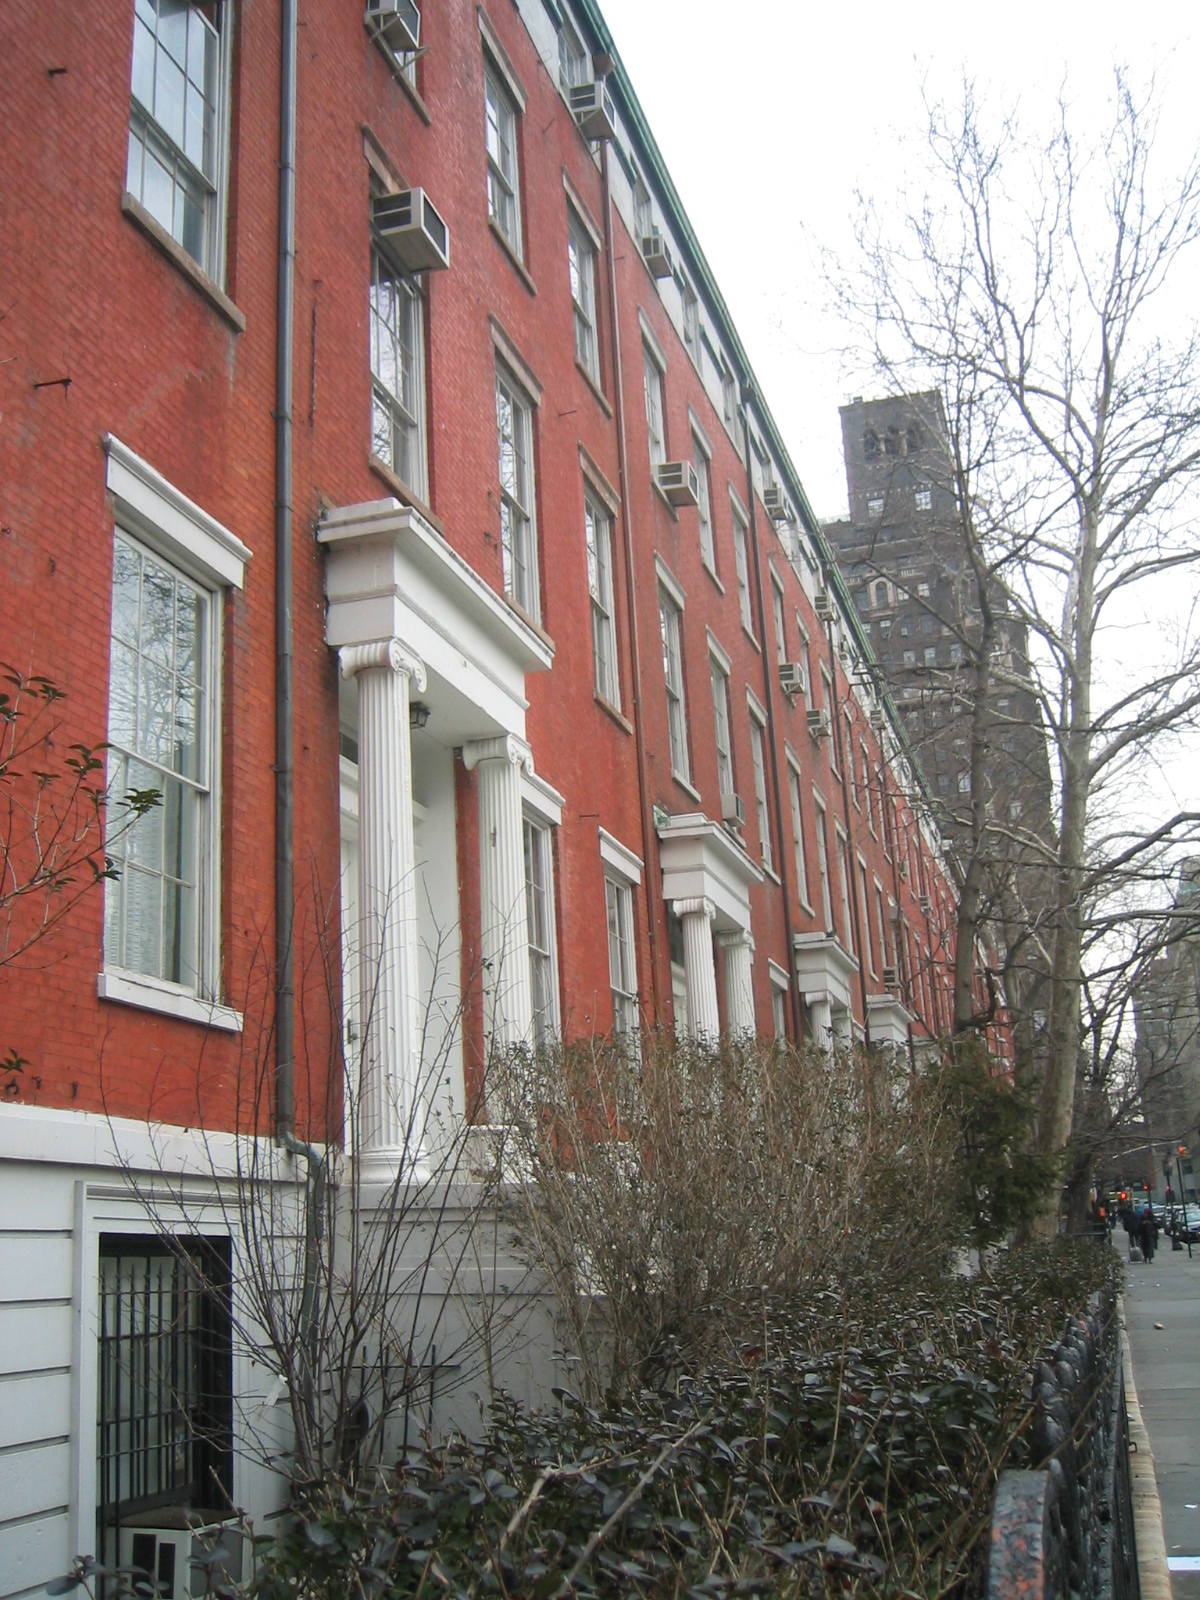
[824,393,1055,1038]
[1135,860,1200,1184]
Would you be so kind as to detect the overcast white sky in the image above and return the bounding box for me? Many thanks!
[597,0,1200,523]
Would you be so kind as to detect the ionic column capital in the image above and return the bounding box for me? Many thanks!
[462,732,534,776]
[672,896,715,924]
[339,638,426,692]
[716,927,754,952]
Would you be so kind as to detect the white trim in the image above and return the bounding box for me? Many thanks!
[477,6,527,108]
[578,443,621,515]
[746,686,767,724]
[637,308,667,372]
[489,315,543,403]
[104,435,251,589]
[522,768,565,826]
[706,627,732,675]
[97,968,243,1032]
[728,483,749,528]
[687,406,713,459]
[655,554,686,610]
[768,959,790,992]
[598,826,642,885]
[562,170,602,249]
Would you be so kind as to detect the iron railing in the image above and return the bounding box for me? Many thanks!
[986,1294,1138,1600]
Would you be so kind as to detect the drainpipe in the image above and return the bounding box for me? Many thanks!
[879,743,917,1071]
[819,594,872,1046]
[739,384,801,1043]
[601,139,664,1023]
[275,0,298,1141]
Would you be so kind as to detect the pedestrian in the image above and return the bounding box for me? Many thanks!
[1139,1205,1158,1263]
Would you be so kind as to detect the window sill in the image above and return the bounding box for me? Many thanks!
[761,862,781,886]
[672,772,702,804]
[489,218,537,296]
[120,192,246,334]
[595,693,632,735]
[98,969,244,1033]
[702,561,724,595]
[368,454,447,537]
[575,358,613,417]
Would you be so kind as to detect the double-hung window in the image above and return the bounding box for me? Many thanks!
[749,707,772,871]
[568,211,599,380]
[721,366,738,435]
[524,815,559,1047]
[557,13,589,91]
[693,436,715,571]
[787,760,810,909]
[681,281,700,359]
[731,498,753,635]
[496,365,540,620]
[813,795,833,933]
[835,828,855,958]
[659,588,690,785]
[858,858,875,976]
[484,62,522,256]
[606,875,638,1039]
[102,436,248,1027]
[586,491,619,707]
[772,581,787,665]
[127,0,230,280]
[710,653,733,797]
[643,343,665,473]
[370,247,426,497]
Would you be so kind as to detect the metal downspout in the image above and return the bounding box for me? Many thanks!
[601,139,665,1024]
[739,386,801,1043]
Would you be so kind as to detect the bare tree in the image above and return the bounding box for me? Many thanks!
[835,72,1200,1207]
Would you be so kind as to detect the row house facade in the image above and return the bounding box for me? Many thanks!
[0,0,987,1591]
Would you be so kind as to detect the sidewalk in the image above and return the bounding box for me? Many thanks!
[1121,1229,1200,1598]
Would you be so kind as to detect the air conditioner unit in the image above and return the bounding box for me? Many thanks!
[371,188,450,273]
[779,661,807,697]
[806,708,830,740]
[918,893,932,914]
[869,705,885,730]
[641,230,673,279]
[120,1519,243,1600]
[569,80,617,140]
[882,965,900,989]
[763,485,792,523]
[814,589,835,622]
[898,861,908,881]
[655,460,700,507]
[721,790,745,828]
[365,0,420,55]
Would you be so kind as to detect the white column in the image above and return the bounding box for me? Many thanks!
[807,993,834,1052]
[462,734,534,1051]
[341,639,425,1177]
[719,930,756,1037]
[673,897,719,1042]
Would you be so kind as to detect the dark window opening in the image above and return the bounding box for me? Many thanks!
[863,428,879,459]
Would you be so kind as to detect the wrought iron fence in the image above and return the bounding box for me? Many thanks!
[986,1294,1138,1600]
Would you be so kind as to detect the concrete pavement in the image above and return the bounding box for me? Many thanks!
[1121,1228,1200,1598]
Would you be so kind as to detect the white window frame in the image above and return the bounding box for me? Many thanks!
[874,879,889,972]
[797,620,814,711]
[769,961,789,1041]
[99,436,248,1031]
[557,11,589,92]
[484,60,523,257]
[709,649,734,798]
[748,701,772,872]
[523,811,560,1046]
[731,495,753,636]
[721,365,738,435]
[692,430,715,573]
[585,489,619,708]
[786,753,811,912]
[659,584,690,787]
[643,340,666,473]
[599,831,642,1044]
[495,363,540,620]
[861,743,875,834]
[681,279,700,359]
[822,668,838,774]
[633,173,653,244]
[844,711,858,808]
[568,208,599,381]
[915,485,932,511]
[772,577,787,666]
[126,0,233,283]
[834,826,855,960]
[813,792,833,934]
[369,246,427,498]
[857,854,875,977]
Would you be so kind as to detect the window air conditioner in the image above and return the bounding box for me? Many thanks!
[918,893,932,914]
[806,708,830,740]
[898,860,908,881]
[569,80,617,141]
[655,460,700,508]
[641,230,674,280]
[721,790,746,828]
[779,661,806,697]
[814,589,835,622]
[365,0,421,55]
[763,485,792,523]
[371,188,450,274]
[120,1519,243,1600]
[869,705,885,730]
[882,965,900,989]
